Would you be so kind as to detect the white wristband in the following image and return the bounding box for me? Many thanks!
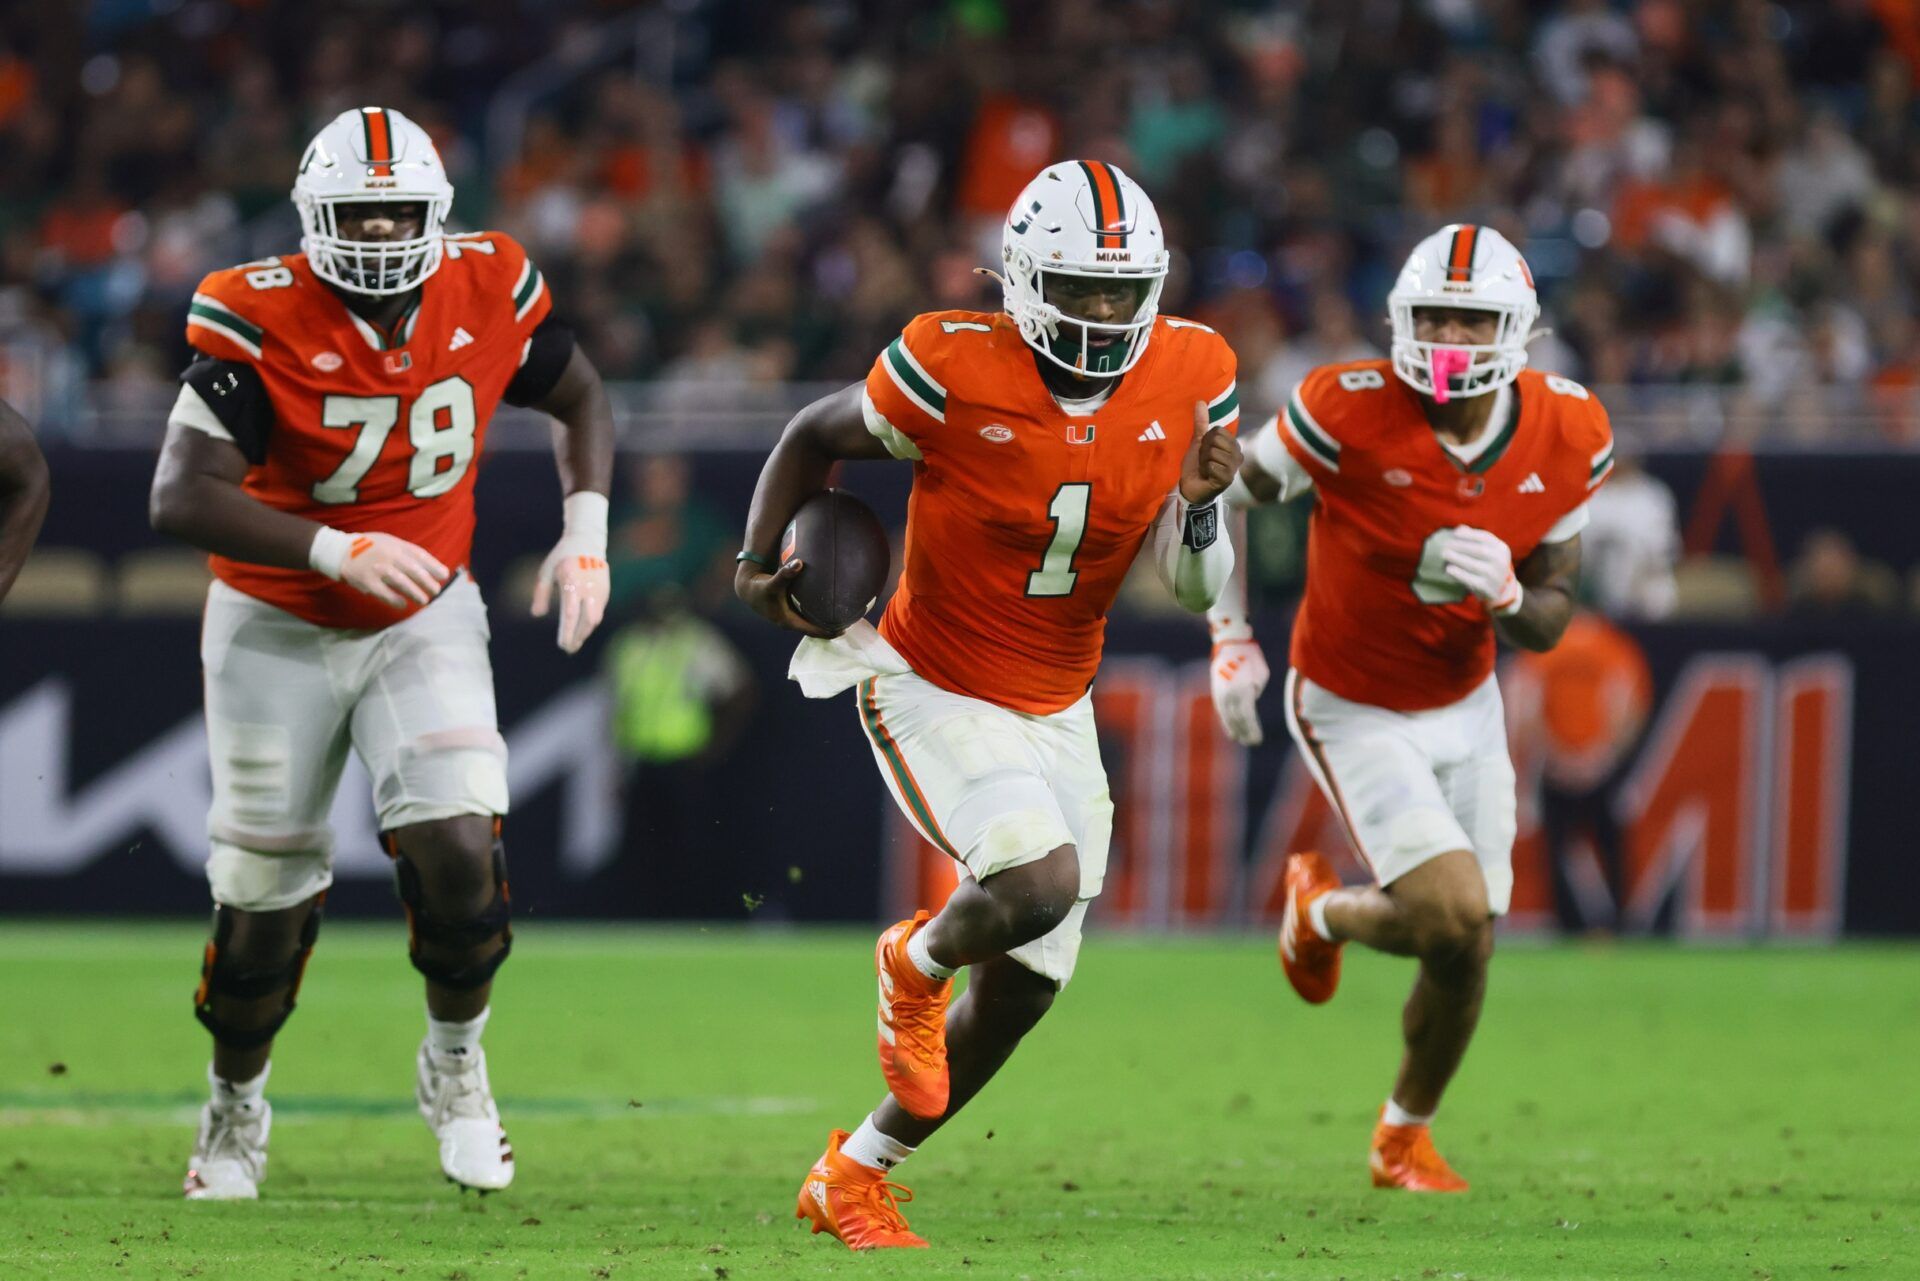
[1494,582,1525,617]
[1209,615,1254,643]
[309,526,353,580]
[562,490,609,556]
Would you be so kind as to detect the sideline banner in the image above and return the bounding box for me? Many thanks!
[1,613,1906,936]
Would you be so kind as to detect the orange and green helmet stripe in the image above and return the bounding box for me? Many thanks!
[1447,224,1480,282]
[1079,160,1127,248]
[361,107,394,177]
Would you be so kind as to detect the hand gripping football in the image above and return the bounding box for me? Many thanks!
[780,488,889,633]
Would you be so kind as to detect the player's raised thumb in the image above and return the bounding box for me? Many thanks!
[1188,399,1209,453]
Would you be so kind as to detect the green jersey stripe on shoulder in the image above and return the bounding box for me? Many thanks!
[188,295,263,346]
[514,265,545,321]
[1285,394,1339,468]
[883,338,946,422]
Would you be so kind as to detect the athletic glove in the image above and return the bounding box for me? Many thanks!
[310,527,450,609]
[532,491,611,654]
[1208,619,1270,746]
[1440,525,1523,615]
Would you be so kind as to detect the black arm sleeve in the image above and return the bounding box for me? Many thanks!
[502,316,577,408]
[180,359,274,465]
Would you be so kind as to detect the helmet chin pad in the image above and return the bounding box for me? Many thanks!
[1429,348,1472,404]
[1046,328,1129,376]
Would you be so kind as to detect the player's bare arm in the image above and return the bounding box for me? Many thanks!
[735,382,893,637]
[150,424,325,570]
[533,345,615,499]
[0,397,50,604]
[149,423,448,609]
[1493,533,1580,652]
[527,343,616,652]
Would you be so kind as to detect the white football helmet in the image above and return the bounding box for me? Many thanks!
[293,106,453,297]
[1000,160,1169,377]
[1388,223,1540,401]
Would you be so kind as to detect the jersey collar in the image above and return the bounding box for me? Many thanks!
[1433,382,1519,474]
[344,297,422,352]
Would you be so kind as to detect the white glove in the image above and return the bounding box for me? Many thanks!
[1441,525,1522,615]
[532,491,611,654]
[310,527,449,608]
[1209,623,1270,746]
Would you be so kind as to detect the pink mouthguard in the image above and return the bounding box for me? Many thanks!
[1428,348,1471,403]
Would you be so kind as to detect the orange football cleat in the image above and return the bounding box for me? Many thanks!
[1370,1112,1470,1192]
[875,911,952,1120]
[1278,851,1344,1004]
[795,1129,930,1250]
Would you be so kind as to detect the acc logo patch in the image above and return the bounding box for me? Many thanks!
[1383,468,1413,488]
[311,351,344,372]
[979,424,1015,444]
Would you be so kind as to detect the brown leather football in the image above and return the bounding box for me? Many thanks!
[780,488,889,633]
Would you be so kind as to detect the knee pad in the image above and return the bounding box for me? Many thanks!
[388,823,513,990]
[193,897,324,1050]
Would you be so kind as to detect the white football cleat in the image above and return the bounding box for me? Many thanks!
[183,1098,270,1200]
[416,1041,514,1192]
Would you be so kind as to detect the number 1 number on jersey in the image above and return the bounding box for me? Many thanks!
[1027,483,1091,597]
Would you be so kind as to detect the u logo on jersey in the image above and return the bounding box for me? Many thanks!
[1457,474,1485,499]
[385,351,412,376]
[1066,424,1096,445]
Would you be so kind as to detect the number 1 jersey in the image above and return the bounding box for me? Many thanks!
[861,310,1239,715]
[181,232,552,630]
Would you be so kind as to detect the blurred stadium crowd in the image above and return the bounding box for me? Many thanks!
[4,0,1920,442]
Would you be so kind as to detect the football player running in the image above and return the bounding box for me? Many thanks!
[1207,225,1612,1192]
[149,107,613,1199]
[738,161,1242,1249]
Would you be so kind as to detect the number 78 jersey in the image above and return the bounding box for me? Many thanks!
[1281,360,1614,712]
[862,310,1239,715]
[181,231,551,629]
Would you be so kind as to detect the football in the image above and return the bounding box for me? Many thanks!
[780,488,889,633]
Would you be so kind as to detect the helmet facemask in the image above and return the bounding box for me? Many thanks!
[1002,246,1166,378]
[1389,299,1536,402]
[298,194,449,297]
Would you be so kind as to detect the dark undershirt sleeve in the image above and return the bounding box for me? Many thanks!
[502,316,576,408]
[180,358,274,465]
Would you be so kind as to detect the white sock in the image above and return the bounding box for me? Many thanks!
[210,1062,268,1114]
[1307,893,1335,942]
[841,1114,915,1172]
[428,1007,490,1062]
[906,927,957,982]
[1383,1098,1434,1128]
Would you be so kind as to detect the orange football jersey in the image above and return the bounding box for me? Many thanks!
[183,232,552,629]
[1279,361,1613,712]
[862,310,1239,714]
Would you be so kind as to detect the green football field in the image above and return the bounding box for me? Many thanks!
[0,923,1914,1280]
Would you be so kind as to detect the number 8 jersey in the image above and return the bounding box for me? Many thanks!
[1280,360,1614,712]
[175,231,554,629]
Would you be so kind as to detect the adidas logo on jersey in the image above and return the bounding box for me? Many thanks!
[1138,421,1167,442]
[449,327,474,351]
[1518,472,1546,494]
